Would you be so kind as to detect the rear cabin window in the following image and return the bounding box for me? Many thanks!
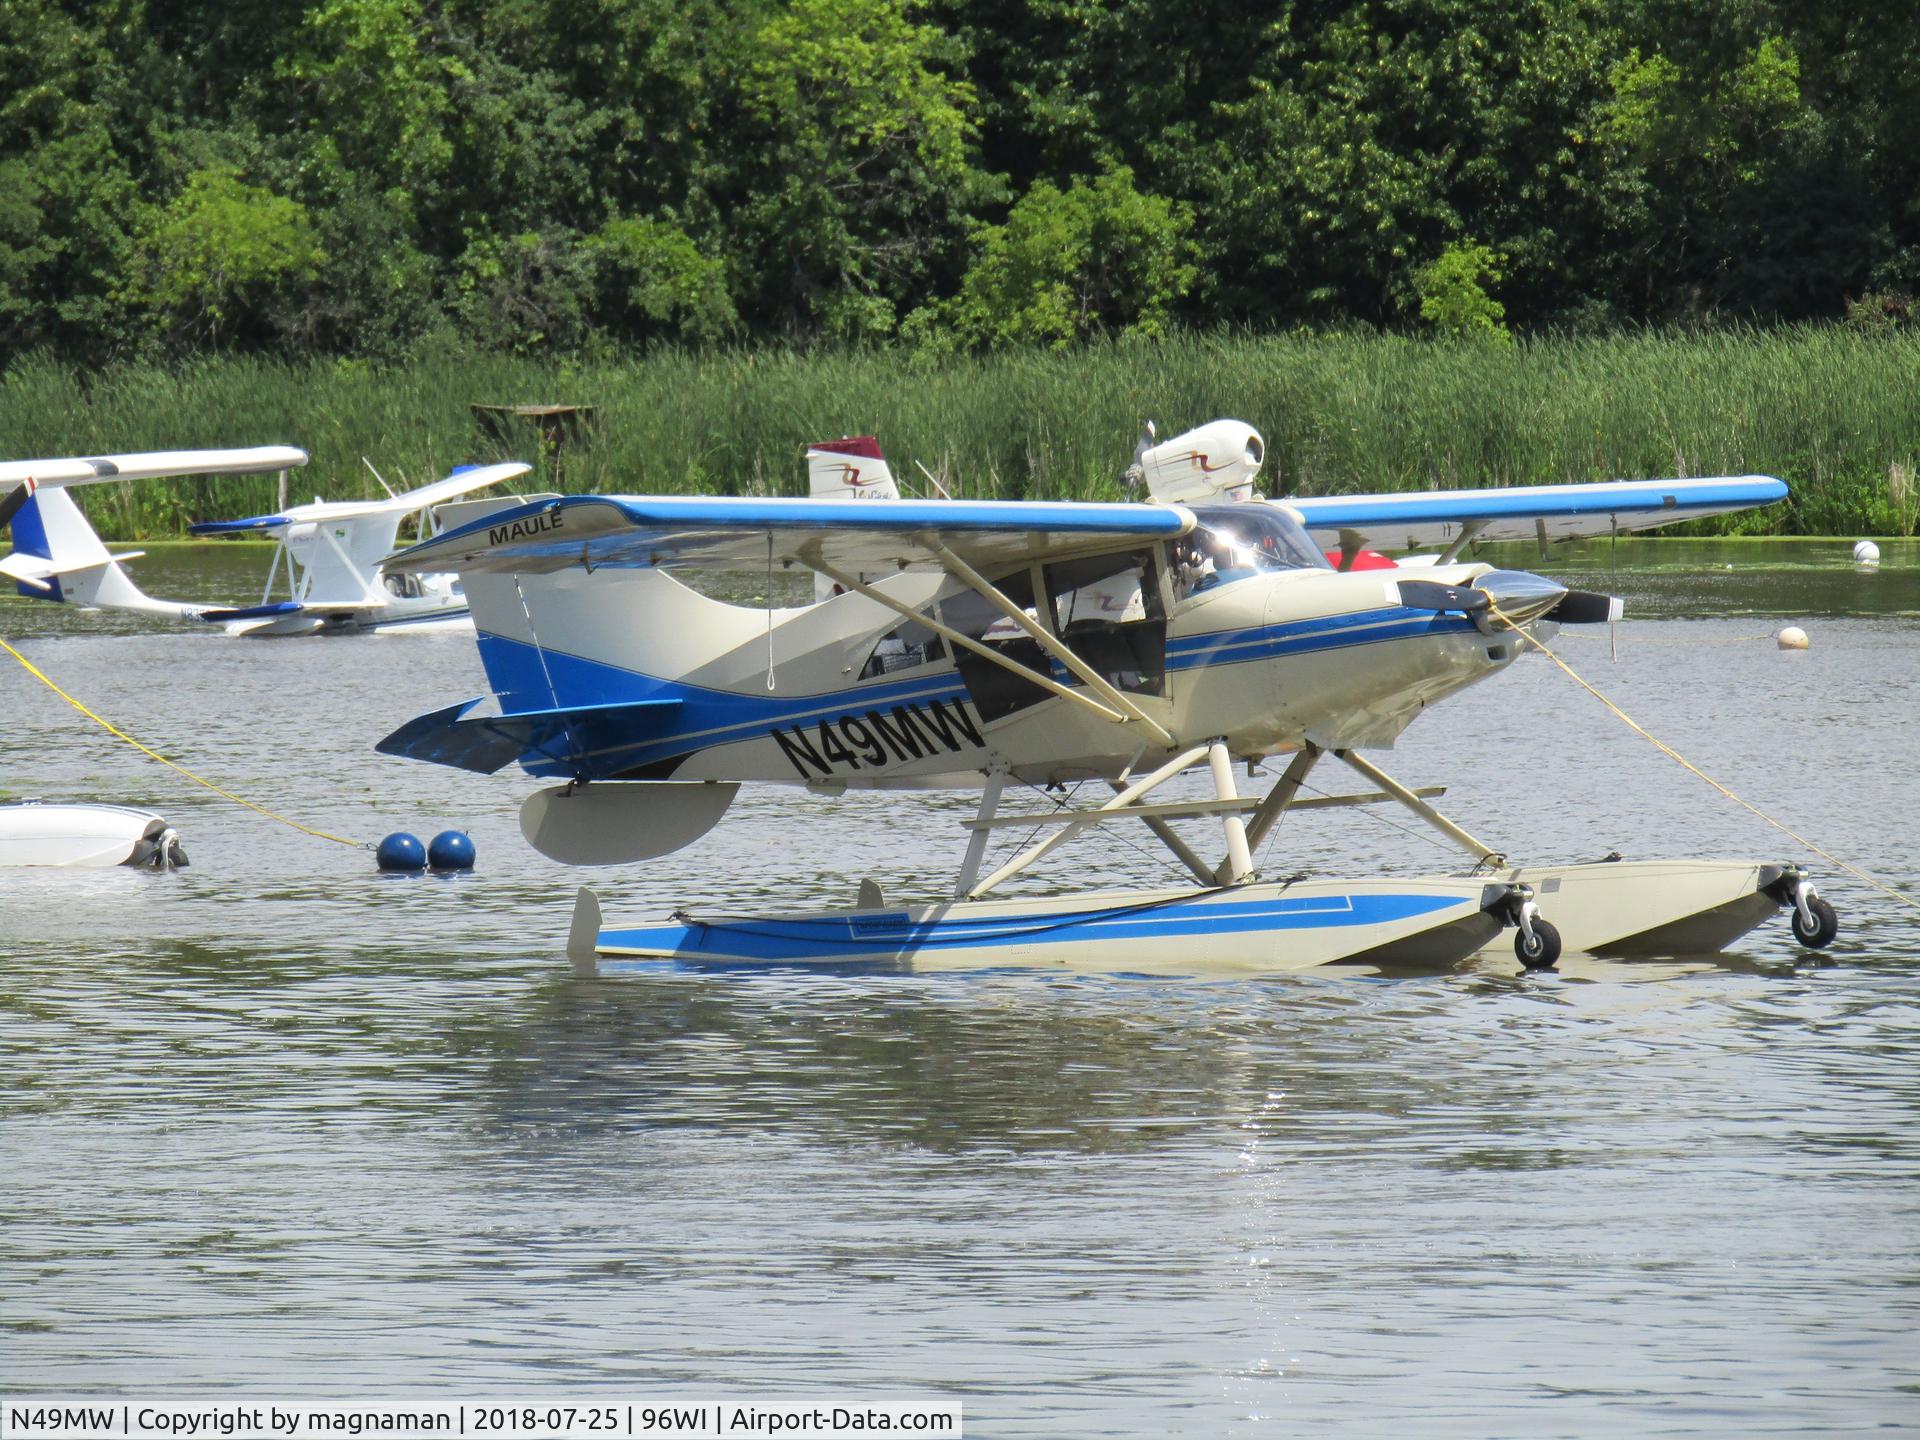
[859,616,946,679]
[939,569,1053,723]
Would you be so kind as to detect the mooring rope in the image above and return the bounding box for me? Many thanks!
[2,634,367,850]
[1487,605,1919,914]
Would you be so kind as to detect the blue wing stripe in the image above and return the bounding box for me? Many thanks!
[1289,476,1785,529]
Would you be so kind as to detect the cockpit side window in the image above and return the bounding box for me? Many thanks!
[1046,549,1165,631]
[1174,504,1332,598]
[1038,549,1167,699]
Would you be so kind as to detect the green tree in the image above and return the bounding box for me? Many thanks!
[730,0,1001,338]
[276,0,458,202]
[130,169,326,346]
[1202,0,1629,328]
[1411,240,1511,342]
[449,228,595,352]
[939,166,1196,347]
[589,216,737,343]
[1596,16,1868,317]
[0,0,140,356]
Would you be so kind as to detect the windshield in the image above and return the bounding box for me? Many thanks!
[1174,504,1331,594]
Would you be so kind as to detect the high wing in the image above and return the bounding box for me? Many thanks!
[0,445,308,531]
[1287,475,1786,552]
[188,461,531,536]
[384,493,1195,577]
[0,446,308,492]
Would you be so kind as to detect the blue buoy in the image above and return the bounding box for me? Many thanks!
[376,831,427,871]
[428,830,476,872]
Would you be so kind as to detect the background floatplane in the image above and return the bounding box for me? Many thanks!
[373,419,1833,972]
[2,447,528,635]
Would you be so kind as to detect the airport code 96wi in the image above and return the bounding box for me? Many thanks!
[1,1403,961,1440]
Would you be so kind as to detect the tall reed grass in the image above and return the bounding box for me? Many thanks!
[4,328,1915,538]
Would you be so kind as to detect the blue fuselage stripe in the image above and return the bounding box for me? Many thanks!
[477,605,1476,772]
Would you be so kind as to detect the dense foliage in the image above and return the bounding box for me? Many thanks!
[5,0,1919,361]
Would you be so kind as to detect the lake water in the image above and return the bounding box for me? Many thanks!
[3,540,1917,1435]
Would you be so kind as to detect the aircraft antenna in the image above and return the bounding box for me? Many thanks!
[361,456,399,499]
[914,459,954,501]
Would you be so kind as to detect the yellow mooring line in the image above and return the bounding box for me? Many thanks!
[1489,606,1919,915]
[2,635,366,850]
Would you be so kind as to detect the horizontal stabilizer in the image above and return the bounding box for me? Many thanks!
[376,696,684,776]
[197,601,309,623]
[189,514,291,536]
[0,556,54,591]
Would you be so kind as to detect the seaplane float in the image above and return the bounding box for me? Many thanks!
[368,417,1837,973]
[1,445,529,635]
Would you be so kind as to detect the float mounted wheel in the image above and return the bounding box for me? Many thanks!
[1516,917,1563,970]
[1791,894,1839,949]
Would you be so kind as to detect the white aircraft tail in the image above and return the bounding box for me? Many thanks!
[806,437,899,501]
[0,488,178,616]
[807,437,899,601]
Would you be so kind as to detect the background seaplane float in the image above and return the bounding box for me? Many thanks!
[371,420,1837,974]
[2,445,529,636]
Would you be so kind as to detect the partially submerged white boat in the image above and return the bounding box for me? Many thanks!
[0,801,188,869]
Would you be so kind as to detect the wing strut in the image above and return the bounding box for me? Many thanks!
[1436,521,1487,565]
[927,540,1177,747]
[806,555,1133,730]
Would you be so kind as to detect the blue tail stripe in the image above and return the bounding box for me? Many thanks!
[8,494,63,601]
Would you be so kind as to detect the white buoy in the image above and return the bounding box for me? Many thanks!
[1853,539,1881,567]
[1777,626,1810,651]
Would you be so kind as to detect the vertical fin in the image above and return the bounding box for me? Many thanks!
[806,437,898,602]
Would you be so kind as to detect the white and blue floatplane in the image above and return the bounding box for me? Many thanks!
[374,420,1836,972]
[2,446,529,635]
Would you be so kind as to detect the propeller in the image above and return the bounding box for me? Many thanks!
[1395,578,1490,615]
[1120,420,1156,492]
[1543,589,1623,624]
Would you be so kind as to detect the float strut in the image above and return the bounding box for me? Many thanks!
[1209,739,1255,885]
[1333,749,1501,863]
[953,770,1008,899]
[1111,781,1218,887]
[967,744,1212,899]
[1237,743,1323,869]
